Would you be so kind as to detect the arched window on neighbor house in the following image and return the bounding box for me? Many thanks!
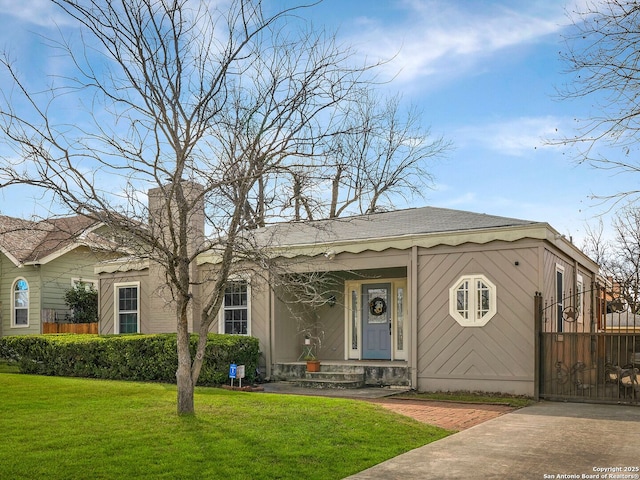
[12,278,29,327]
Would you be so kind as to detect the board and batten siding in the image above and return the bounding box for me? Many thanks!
[99,270,150,334]
[415,240,540,396]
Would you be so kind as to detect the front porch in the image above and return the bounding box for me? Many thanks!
[271,360,410,388]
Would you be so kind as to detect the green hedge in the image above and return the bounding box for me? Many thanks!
[0,333,260,386]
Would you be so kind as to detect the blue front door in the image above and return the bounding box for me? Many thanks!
[362,283,391,360]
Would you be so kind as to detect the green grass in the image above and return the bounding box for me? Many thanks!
[0,374,450,479]
[0,360,19,373]
[395,391,534,408]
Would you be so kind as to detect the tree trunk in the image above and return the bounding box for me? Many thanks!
[176,315,194,415]
[190,326,210,386]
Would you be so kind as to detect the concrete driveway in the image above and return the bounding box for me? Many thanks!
[346,401,640,480]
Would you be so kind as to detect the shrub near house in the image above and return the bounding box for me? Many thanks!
[64,281,99,324]
[0,333,260,385]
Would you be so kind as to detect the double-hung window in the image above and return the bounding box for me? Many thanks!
[222,280,250,335]
[449,274,497,327]
[114,282,139,334]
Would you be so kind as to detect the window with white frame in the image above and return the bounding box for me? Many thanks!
[449,274,497,327]
[12,278,29,327]
[114,282,139,334]
[576,274,584,323]
[221,280,250,335]
[556,264,564,333]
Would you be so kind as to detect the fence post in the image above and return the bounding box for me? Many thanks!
[534,292,543,401]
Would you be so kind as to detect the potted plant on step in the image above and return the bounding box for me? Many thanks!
[304,349,321,372]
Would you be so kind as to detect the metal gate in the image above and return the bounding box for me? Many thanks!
[537,288,640,405]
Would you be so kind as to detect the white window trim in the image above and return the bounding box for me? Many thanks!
[394,281,407,360]
[218,279,251,335]
[345,281,361,360]
[344,278,407,360]
[113,281,140,334]
[11,277,29,328]
[556,264,565,333]
[449,274,497,327]
[576,273,584,324]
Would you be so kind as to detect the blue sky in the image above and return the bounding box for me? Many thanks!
[0,0,631,246]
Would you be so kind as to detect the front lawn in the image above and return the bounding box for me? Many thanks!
[0,374,450,479]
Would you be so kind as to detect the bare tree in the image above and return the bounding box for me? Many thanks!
[0,1,446,414]
[581,218,610,267]
[583,206,640,313]
[284,92,450,220]
[608,207,640,313]
[559,0,640,201]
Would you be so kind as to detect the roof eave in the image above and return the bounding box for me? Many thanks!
[0,246,23,267]
[94,257,150,274]
[543,226,599,273]
[197,222,554,265]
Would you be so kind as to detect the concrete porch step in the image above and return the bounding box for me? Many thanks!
[292,378,366,389]
[305,371,365,382]
[292,371,366,389]
[271,361,410,387]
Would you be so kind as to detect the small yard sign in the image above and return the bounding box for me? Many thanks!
[229,364,246,388]
[229,363,237,386]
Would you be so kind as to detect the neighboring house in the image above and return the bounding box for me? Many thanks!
[0,215,118,336]
[95,187,600,397]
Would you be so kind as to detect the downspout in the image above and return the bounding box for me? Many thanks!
[411,245,418,389]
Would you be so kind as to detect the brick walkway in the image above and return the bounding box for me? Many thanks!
[370,398,516,431]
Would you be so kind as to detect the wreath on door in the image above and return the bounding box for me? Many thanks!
[369,297,387,316]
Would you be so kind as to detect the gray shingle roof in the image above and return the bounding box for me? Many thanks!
[252,206,541,247]
[0,215,99,264]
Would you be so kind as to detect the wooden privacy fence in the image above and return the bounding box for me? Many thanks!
[41,309,98,334]
[42,322,98,334]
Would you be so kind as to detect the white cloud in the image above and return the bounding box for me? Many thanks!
[435,191,478,208]
[453,116,568,157]
[344,1,570,85]
[0,0,74,27]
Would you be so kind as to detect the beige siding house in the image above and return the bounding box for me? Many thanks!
[0,215,117,336]
[96,201,599,397]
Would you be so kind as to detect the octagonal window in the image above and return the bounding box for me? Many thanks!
[449,274,497,327]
